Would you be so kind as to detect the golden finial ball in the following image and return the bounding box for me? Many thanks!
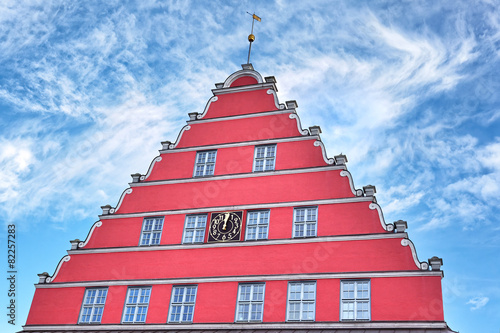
[248,34,255,42]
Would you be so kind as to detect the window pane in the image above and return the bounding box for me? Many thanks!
[341,281,370,321]
[170,286,197,323]
[195,151,217,177]
[236,284,265,322]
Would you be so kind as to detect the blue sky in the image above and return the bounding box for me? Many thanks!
[0,0,499,332]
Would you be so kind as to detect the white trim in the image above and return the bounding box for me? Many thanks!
[130,166,345,188]
[168,125,191,149]
[340,170,364,197]
[212,82,277,96]
[100,196,373,220]
[222,69,264,88]
[191,109,292,125]
[21,321,450,331]
[401,238,430,270]
[196,96,218,120]
[69,233,402,255]
[109,188,132,214]
[267,89,286,110]
[314,140,335,165]
[369,203,395,232]
[159,135,319,154]
[45,255,70,283]
[35,270,443,289]
[140,156,162,181]
[78,221,103,248]
[289,113,309,136]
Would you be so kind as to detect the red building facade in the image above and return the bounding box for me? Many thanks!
[22,64,455,332]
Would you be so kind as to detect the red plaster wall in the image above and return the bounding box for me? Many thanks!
[176,113,303,148]
[146,139,328,182]
[372,276,444,321]
[116,170,354,214]
[147,284,172,323]
[85,201,383,249]
[26,277,443,325]
[201,89,278,119]
[195,282,239,322]
[230,76,258,87]
[101,285,127,324]
[54,238,418,283]
[25,287,83,325]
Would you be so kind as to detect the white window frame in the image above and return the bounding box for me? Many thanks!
[245,210,270,241]
[139,217,164,246]
[340,280,371,321]
[253,144,277,172]
[182,214,207,244]
[168,285,198,323]
[79,288,108,323]
[293,207,317,238]
[286,281,316,321]
[193,150,217,177]
[122,287,151,323]
[235,283,266,322]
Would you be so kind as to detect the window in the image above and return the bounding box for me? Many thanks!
[140,217,164,246]
[194,150,217,177]
[253,145,276,172]
[293,207,317,238]
[341,280,370,321]
[245,210,269,240]
[287,282,316,321]
[183,214,207,244]
[122,287,151,323]
[79,288,107,323]
[168,286,197,323]
[235,283,265,322]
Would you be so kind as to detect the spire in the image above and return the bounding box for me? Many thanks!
[246,12,261,64]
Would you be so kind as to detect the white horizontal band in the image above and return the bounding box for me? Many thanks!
[36,269,441,289]
[71,232,403,255]
[100,196,372,220]
[131,165,345,188]
[159,134,318,154]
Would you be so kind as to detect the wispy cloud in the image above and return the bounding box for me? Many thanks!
[467,296,489,310]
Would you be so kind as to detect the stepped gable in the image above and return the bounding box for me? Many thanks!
[22,64,455,333]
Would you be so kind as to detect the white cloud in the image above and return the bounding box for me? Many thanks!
[467,296,489,310]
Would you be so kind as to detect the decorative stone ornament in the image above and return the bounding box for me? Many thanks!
[100,205,112,215]
[161,141,172,150]
[428,256,443,271]
[334,154,348,166]
[286,100,298,109]
[131,173,141,183]
[309,126,322,135]
[363,185,377,197]
[69,239,80,250]
[188,112,199,121]
[264,76,276,83]
[37,272,49,284]
[394,220,408,233]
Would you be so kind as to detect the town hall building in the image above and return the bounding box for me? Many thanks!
[21,64,456,333]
